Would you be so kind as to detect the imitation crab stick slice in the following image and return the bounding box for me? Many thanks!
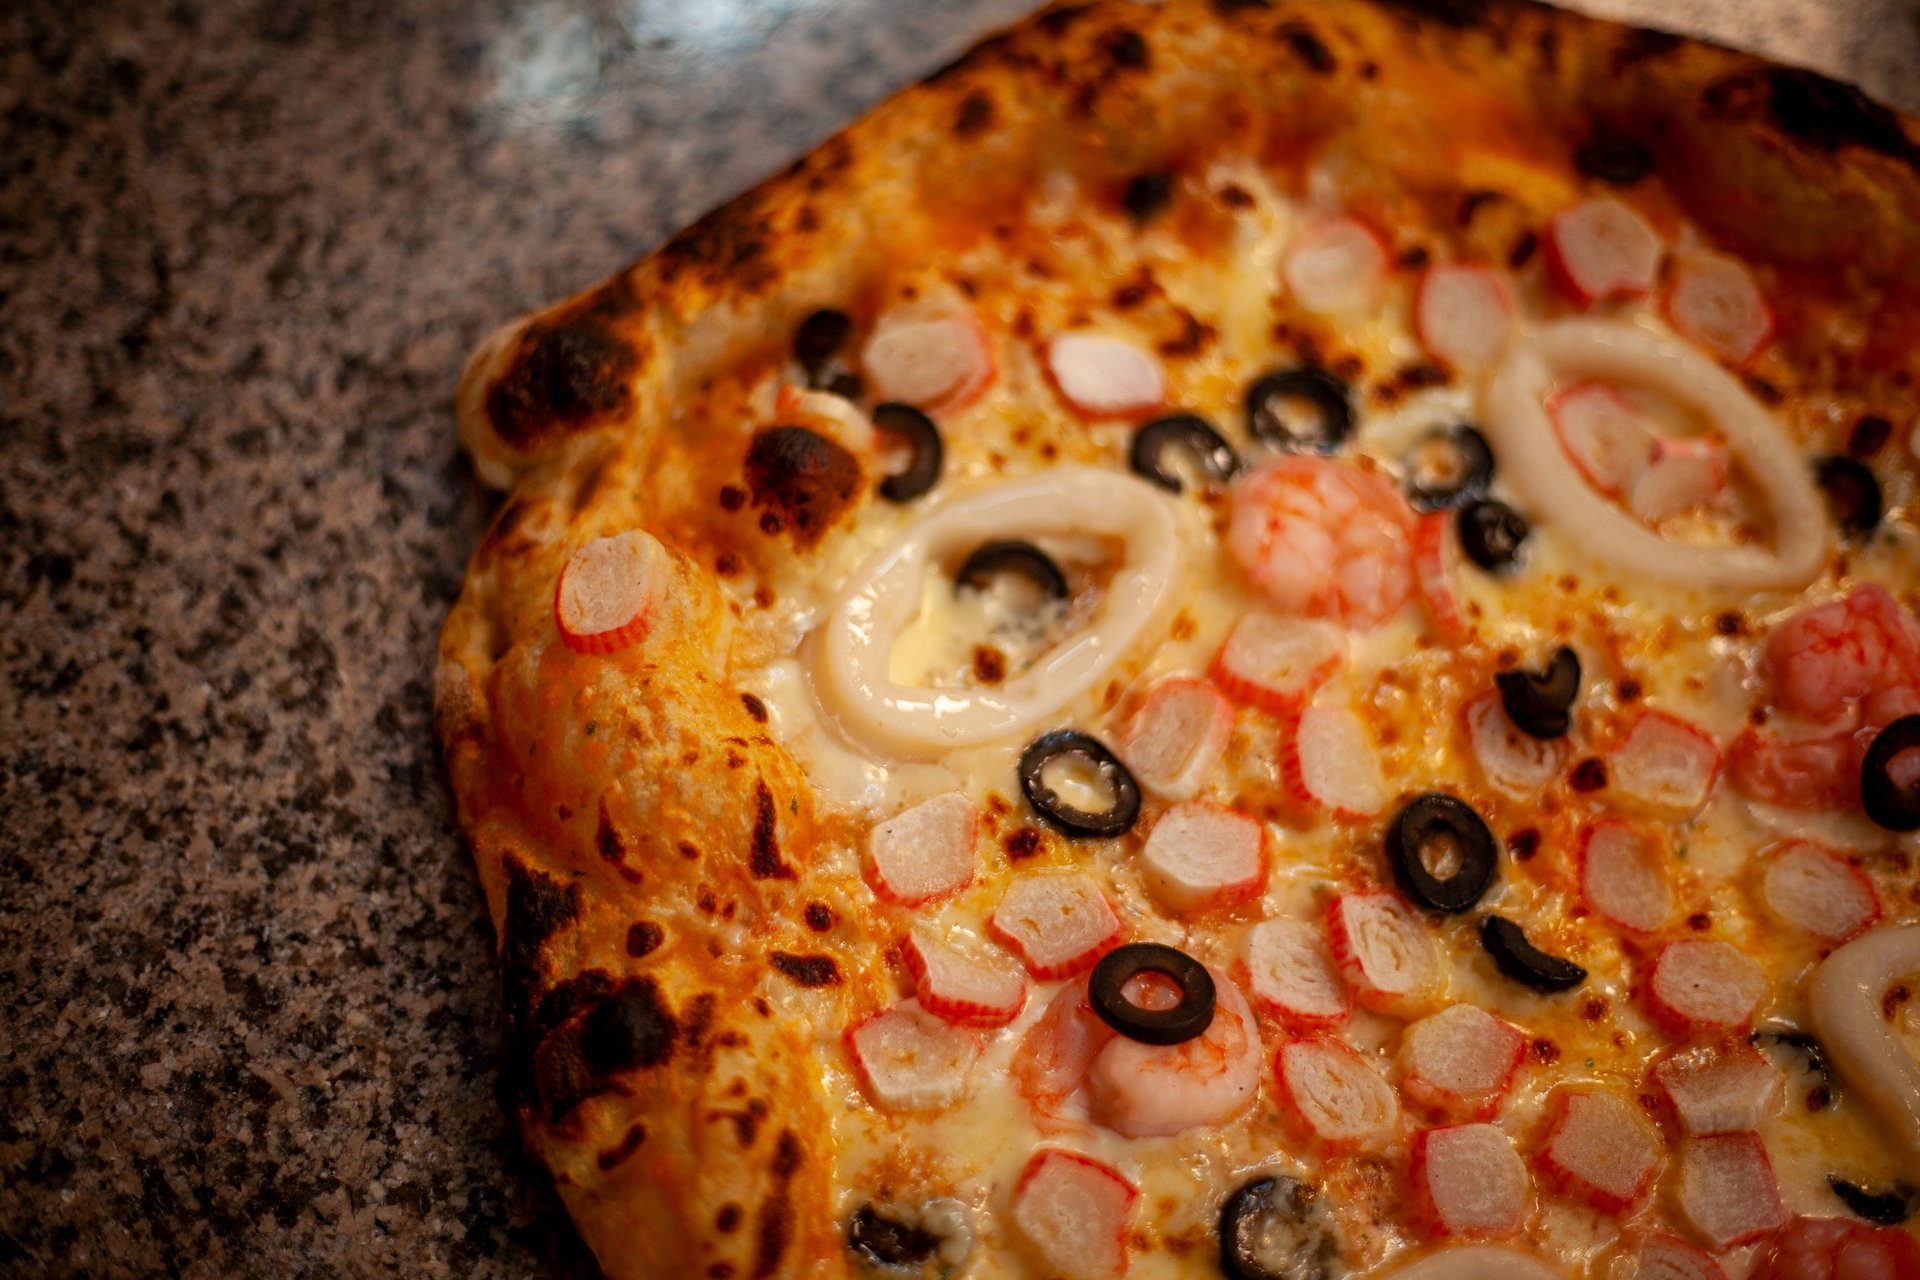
[1625,1234,1730,1280]
[1046,332,1165,420]
[1327,891,1443,1015]
[1675,1133,1788,1250]
[1549,381,1656,497]
[1665,252,1774,366]
[1283,215,1390,315]
[1630,437,1730,523]
[861,304,995,412]
[1465,692,1566,796]
[1012,1149,1138,1280]
[1536,1089,1663,1214]
[1413,512,1468,645]
[866,792,977,906]
[1544,197,1663,307]
[847,999,982,1111]
[1114,676,1233,801]
[1275,1037,1400,1153]
[1757,841,1882,944]
[1610,711,1722,818]
[1279,704,1390,820]
[1411,1124,1531,1238]
[1652,1041,1784,1135]
[1139,802,1268,913]
[1210,612,1342,716]
[554,531,668,655]
[1244,918,1351,1033]
[1416,265,1515,372]
[991,871,1122,979]
[1643,939,1767,1034]
[1399,1004,1528,1121]
[901,926,1027,1028]
[1578,820,1675,934]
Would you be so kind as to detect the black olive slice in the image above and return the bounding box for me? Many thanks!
[1750,1028,1834,1094]
[1219,1175,1342,1280]
[873,402,943,503]
[1388,793,1498,913]
[1495,646,1582,740]
[1830,1178,1915,1226]
[1130,414,1240,494]
[1457,499,1531,573]
[955,539,1068,602]
[1862,714,1920,832]
[1480,915,1586,994]
[847,1204,940,1270]
[1816,455,1883,538]
[1245,367,1355,455]
[794,308,857,393]
[1403,425,1495,513]
[1089,943,1216,1045]
[1018,730,1141,838]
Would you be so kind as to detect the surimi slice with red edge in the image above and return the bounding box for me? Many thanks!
[1758,840,1882,943]
[991,871,1122,979]
[1327,891,1443,1015]
[1578,820,1675,934]
[1283,216,1389,315]
[1626,1234,1728,1280]
[1416,265,1515,372]
[1280,704,1390,819]
[862,304,995,412]
[900,926,1027,1028]
[1535,1089,1663,1214]
[1274,1037,1400,1153]
[1012,1149,1137,1280]
[1643,939,1766,1034]
[1665,253,1773,367]
[1549,382,1655,497]
[1652,1041,1784,1135]
[1210,611,1342,716]
[1139,802,1267,913]
[1046,332,1165,420]
[846,999,982,1111]
[1630,437,1730,523]
[1610,711,1721,817]
[1399,1004,1528,1121]
[1466,692,1566,796]
[866,792,977,906]
[1115,676,1233,801]
[1411,1123,1530,1238]
[1544,197,1663,306]
[1244,918,1351,1033]
[1675,1133,1788,1250]
[1413,512,1468,645]
[554,531,668,655]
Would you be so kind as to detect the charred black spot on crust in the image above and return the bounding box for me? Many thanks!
[486,317,637,451]
[1038,4,1093,34]
[1279,22,1336,73]
[1575,129,1655,186]
[1612,26,1682,70]
[747,779,794,880]
[804,902,835,932]
[1570,757,1609,792]
[1851,414,1894,458]
[534,978,678,1121]
[1123,172,1175,224]
[1705,68,1920,165]
[740,692,769,723]
[717,1203,744,1233]
[1213,0,1272,10]
[1373,0,1498,30]
[744,426,861,549]
[626,921,664,957]
[658,195,774,290]
[1103,27,1148,69]
[750,1132,803,1278]
[500,855,582,1031]
[595,799,626,867]
[955,91,995,136]
[769,953,841,987]
[597,1122,647,1170]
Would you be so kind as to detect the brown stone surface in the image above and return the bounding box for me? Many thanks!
[0,1,1912,1277]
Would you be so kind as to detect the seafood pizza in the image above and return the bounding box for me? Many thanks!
[433,1,1920,1277]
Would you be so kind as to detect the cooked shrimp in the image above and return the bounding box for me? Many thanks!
[1085,969,1262,1139]
[1011,978,1111,1126]
[1227,457,1415,629]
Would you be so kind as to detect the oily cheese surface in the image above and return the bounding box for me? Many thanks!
[435,2,1920,1278]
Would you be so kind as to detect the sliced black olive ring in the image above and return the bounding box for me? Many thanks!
[1130,414,1240,494]
[1244,367,1355,455]
[793,307,862,396]
[1750,1027,1833,1092]
[1218,1174,1343,1280]
[1829,1178,1915,1226]
[873,402,943,503]
[1815,455,1883,539]
[1018,730,1141,838]
[1457,498,1531,573]
[1480,915,1586,994]
[1496,646,1582,740]
[1089,943,1215,1046]
[1403,424,1495,513]
[1388,793,1498,913]
[955,539,1068,601]
[847,1204,941,1271]
[1861,714,1920,832]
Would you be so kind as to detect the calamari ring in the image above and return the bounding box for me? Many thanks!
[1810,921,1920,1179]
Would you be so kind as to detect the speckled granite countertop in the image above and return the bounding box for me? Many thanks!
[1,1,1914,1276]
